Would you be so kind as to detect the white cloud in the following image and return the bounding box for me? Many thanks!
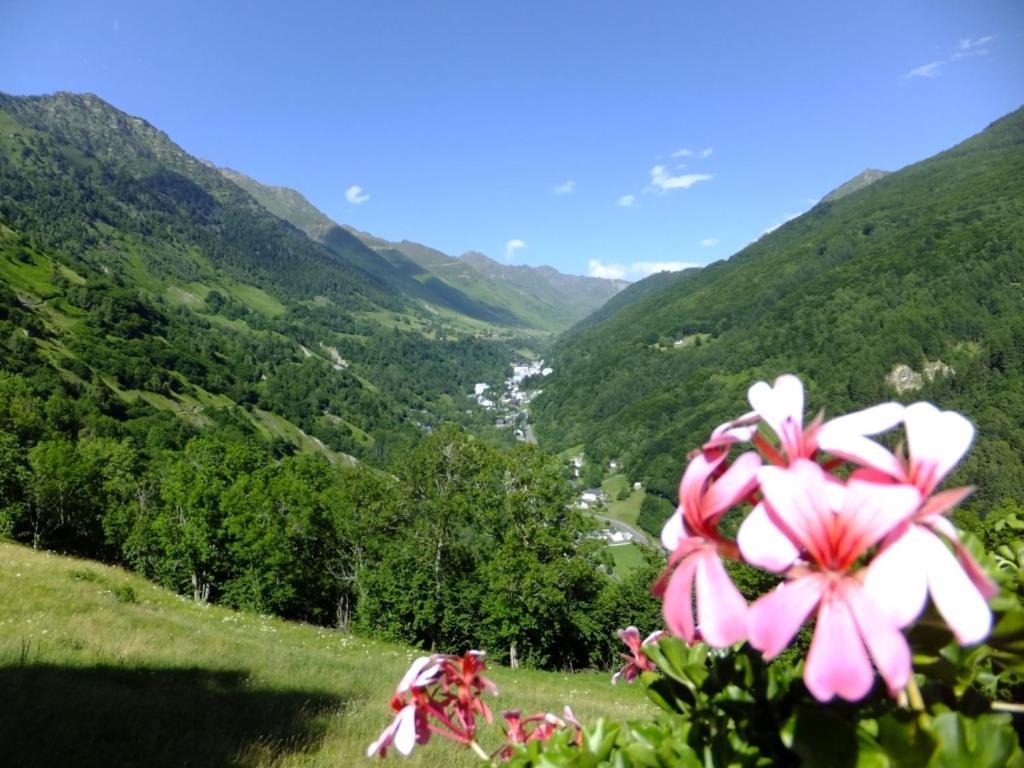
[587,259,628,280]
[671,147,713,159]
[505,239,526,260]
[903,61,942,80]
[700,238,719,247]
[649,165,712,192]
[904,35,996,79]
[553,180,576,195]
[616,194,638,208]
[587,259,699,281]
[955,35,994,56]
[345,185,370,204]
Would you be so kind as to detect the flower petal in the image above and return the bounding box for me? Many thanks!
[758,460,833,565]
[843,579,911,695]
[748,374,804,435]
[862,528,929,628]
[694,550,748,647]
[919,529,992,644]
[904,402,974,495]
[835,474,920,568]
[918,486,974,521]
[397,656,436,693]
[702,451,762,519]
[804,590,874,702]
[367,715,400,757]
[661,508,686,550]
[748,574,826,659]
[737,502,799,572]
[833,437,905,478]
[662,557,698,643]
[393,705,419,755]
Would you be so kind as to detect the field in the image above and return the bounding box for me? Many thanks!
[601,474,645,528]
[0,542,651,767]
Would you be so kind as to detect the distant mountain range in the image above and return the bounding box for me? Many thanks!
[0,91,542,463]
[219,167,627,332]
[532,107,1024,512]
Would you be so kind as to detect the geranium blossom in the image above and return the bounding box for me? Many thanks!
[611,626,664,684]
[655,449,761,647]
[744,460,921,701]
[367,656,440,757]
[820,401,997,643]
[367,652,498,759]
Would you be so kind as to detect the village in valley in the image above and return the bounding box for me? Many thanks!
[471,362,641,553]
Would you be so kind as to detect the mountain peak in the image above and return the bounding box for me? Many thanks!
[820,168,890,203]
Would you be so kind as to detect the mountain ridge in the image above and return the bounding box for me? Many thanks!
[532,106,1024,510]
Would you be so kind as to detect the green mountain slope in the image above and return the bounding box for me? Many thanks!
[533,107,1024,508]
[219,168,526,327]
[566,267,702,336]
[0,541,648,767]
[217,166,627,332]
[0,91,519,463]
[457,251,629,332]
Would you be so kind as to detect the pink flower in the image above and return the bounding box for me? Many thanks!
[368,708,419,761]
[747,374,822,463]
[438,650,497,734]
[704,374,823,466]
[744,460,921,701]
[500,710,565,760]
[820,402,997,643]
[611,626,665,684]
[368,652,499,758]
[654,449,761,647]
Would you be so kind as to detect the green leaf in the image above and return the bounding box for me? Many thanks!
[925,712,1020,768]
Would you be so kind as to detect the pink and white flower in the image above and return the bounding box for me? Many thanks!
[611,626,665,684]
[655,449,761,647]
[744,460,921,701]
[820,401,997,643]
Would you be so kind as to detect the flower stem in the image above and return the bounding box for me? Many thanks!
[905,676,925,711]
[468,740,490,761]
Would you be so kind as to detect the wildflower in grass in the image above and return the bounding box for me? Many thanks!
[611,626,665,684]
[820,401,997,643]
[744,460,921,701]
[367,656,439,757]
[654,449,761,647]
[368,652,498,759]
[499,709,565,760]
[437,650,497,735]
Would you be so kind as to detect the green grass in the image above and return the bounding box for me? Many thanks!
[0,541,651,767]
[601,474,645,528]
[608,543,645,578]
[227,282,287,317]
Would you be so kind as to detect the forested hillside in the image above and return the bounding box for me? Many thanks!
[0,91,664,665]
[533,107,1024,513]
[0,91,532,463]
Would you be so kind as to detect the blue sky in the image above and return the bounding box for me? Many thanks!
[2,1,1022,279]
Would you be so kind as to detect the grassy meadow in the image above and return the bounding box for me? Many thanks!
[0,542,651,767]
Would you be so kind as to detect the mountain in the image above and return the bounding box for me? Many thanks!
[218,167,629,332]
[218,167,526,327]
[532,107,1024,510]
[565,267,702,336]
[820,168,890,203]
[456,251,630,331]
[0,91,520,463]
